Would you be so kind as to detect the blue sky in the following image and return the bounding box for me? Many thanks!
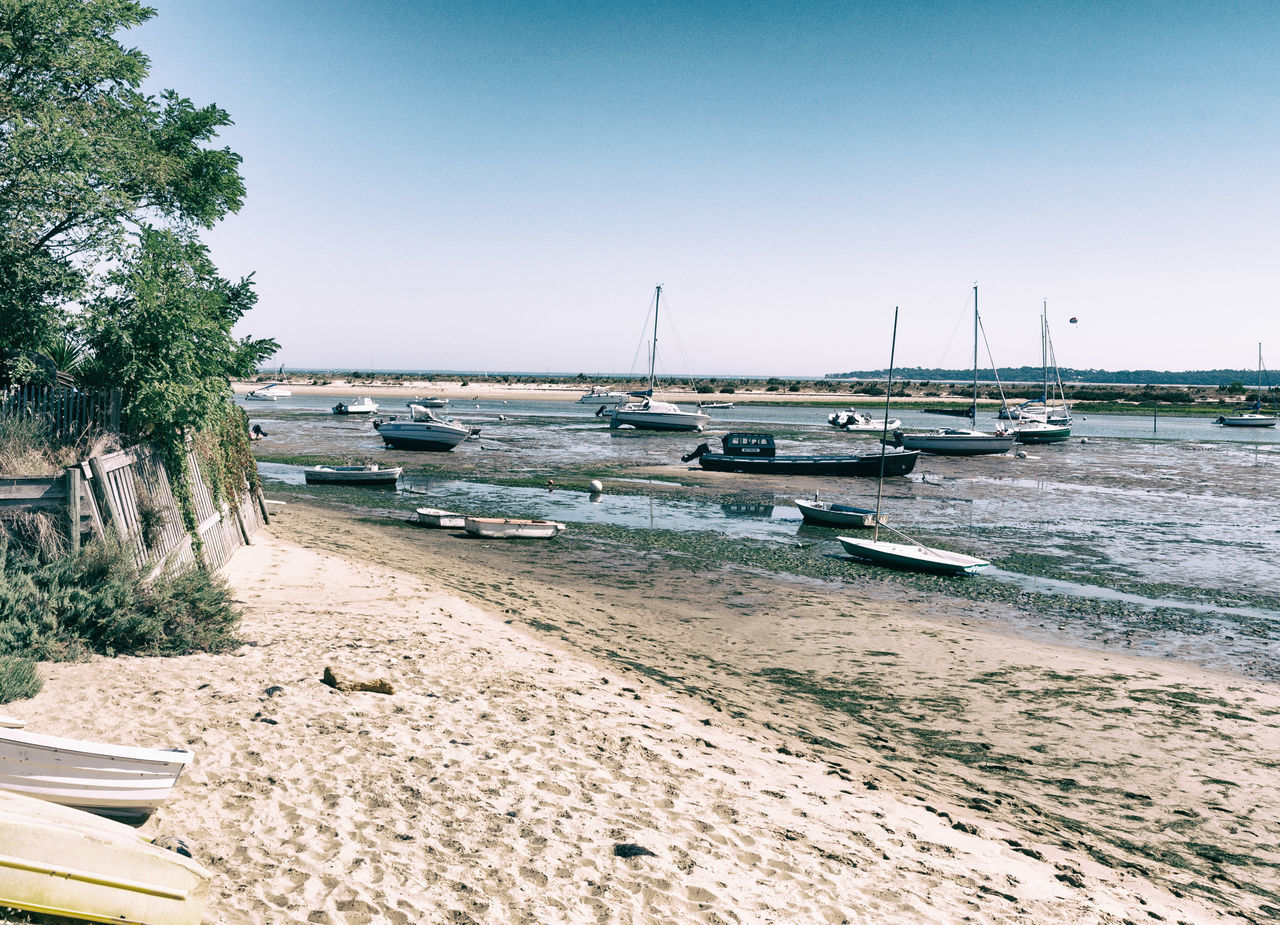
[134,1,1280,376]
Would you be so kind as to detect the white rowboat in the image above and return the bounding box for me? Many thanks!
[838,535,990,575]
[304,464,402,486]
[0,728,193,825]
[415,508,466,529]
[464,517,566,539]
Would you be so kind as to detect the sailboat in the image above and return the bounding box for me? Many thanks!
[838,308,990,576]
[1013,304,1072,444]
[607,286,710,432]
[889,286,1016,456]
[1216,344,1277,427]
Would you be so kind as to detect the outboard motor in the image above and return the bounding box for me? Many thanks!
[681,443,711,463]
[890,429,905,447]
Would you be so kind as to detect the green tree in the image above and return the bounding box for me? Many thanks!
[0,0,246,354]
[78,227,277,439]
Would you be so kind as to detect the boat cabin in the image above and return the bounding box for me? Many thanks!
[720,433,776,457]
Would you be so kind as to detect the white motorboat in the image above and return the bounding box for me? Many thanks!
[333,396,378,414]
[577,386,629,404]
[697,400,734,410]
[607,285,710,432]
[794,498,883,528]
[838,535,990,575]
[1217,344,1277,427]
[246,382,291,401]
[374,410,473,451]
[415,507,466,528]
[464,517,566,538]
[410,396,449,408]
[0,727,193,825]
[0,789,211,925]
[303,464,402,486]
[827,409,901,431]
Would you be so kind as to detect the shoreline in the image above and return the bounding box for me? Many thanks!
[5,507,1269,921]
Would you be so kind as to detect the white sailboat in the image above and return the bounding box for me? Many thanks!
[1013,304,1072,444]
[839,308,991,576]
[890,286,1015,456]
[1216,344,1277,427]
[607,286,710,432]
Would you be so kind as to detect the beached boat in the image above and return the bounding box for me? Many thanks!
[607,286,711,432]
[0,728,193,825]
[246,382,291,401]
[415,507,466,528]
[332,396,378,415]
[464,517,566,538]
[303,464,402,487]
[410,396,449,408]
[374,411,473,451]
[827,409,901,432]
[794,497,883,528]
[0,789,211,925]
[1012,305,1073,444]
[840,308,990,576]
[892,287,1015,457]
[577,386,629,404]
[1216,344,1277,427]
[682,433,919,477]
[697,400,734,410]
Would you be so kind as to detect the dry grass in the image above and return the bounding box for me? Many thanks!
[0,415,120,475]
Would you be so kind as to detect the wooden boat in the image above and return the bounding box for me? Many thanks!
[838,535,989,575]
[0,789,210,925]
[464,517,565,538]
[841,307,989,577]
[303,464,402,486]
[607,286,711,432]
[332,396,378,414]
[794,498,882,528]
[683,433,918,477]
[415,507,466,528]
[0,728,193,825]
[1217,344,1277,427]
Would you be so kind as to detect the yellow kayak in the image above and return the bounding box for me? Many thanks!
[0,789,210,925]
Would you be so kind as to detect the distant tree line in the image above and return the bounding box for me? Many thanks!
[827,367,1273,388]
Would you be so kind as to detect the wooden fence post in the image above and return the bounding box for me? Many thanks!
[88,455,125,539]
[65,468,81,551]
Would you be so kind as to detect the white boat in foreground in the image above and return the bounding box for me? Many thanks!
[0,727,193,826]
[333,396,378,414]
[0,789,211,925]
[464,517,565,538]
[794,498,883,528]
[303,464,402,486]
[838,535,990,575]
[415,507,466,528]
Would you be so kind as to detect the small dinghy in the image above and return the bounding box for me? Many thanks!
[415,507,466,529]
[464,517,566,539]
[0,789,211,925]
[838,535,989,575]
[304,464,402,487]
[794,498,883,528]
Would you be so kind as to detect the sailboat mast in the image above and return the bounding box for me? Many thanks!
[650,285,661,393]
[1042,302,1049,406]
[874,307,899,542]
[972,285,979,427]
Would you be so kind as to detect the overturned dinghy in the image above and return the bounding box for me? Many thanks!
[0,727,193,825]
[0,789,211,925]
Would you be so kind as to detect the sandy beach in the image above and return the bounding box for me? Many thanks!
[3,500,1276,923]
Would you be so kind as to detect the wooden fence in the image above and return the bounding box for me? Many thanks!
[0,385,122,437]
[0,447,266,574]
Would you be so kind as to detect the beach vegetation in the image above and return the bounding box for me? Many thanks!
[0,535,241,668]
[0,654,42,704]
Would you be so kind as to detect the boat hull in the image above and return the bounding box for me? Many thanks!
[609,409,710,431]
[464,517,565,538]
[375,421,470,451]
[892,430,1015,456]
[838,536,989,575]
[304,466,401,486]
[1013,423,1072,444]
[415,508,466,529]
[0,729,192,826]
[697,450,918,477]
[0,789,210,925]
[1218,414,1278,427]
[794,499,882,528]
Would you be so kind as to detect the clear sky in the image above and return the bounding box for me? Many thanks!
[133,1,1280,377]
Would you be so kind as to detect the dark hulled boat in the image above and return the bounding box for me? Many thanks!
[682,433,918,477]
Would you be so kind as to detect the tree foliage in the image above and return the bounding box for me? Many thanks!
[0,0,248,353]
